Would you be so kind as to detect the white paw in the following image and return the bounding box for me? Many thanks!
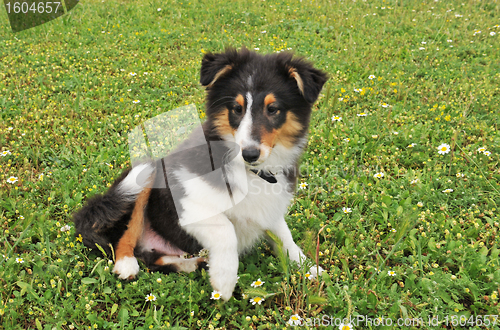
[308,265,324,279]
[208,255,238,301]
[210,272,238,302]
[113,256,140,280]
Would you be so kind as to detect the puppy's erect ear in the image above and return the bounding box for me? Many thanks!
[200,48,249,87]
[283,56,328,104]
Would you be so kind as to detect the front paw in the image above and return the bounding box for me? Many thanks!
[208,255,238,301]
[308,265,324,279]
[113,256,140,280]
[210,270,238,301]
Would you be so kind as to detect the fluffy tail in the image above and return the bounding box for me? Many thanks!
[73,163,155,255]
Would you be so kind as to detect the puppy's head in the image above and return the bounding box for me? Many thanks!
[201,48,328,167]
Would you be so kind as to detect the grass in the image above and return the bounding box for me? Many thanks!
[0,0,499,329]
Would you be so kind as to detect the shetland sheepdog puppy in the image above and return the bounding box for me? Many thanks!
[74,47,328,300]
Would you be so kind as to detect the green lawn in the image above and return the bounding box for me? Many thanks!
[1,0,499,329]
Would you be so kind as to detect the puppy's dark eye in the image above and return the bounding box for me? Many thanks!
[267,105,279,115]
[233,104,243,114]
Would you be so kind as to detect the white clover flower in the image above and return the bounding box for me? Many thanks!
[61,225,71,232]
[132,100,140,104]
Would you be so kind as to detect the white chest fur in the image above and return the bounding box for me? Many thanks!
[175,166,293,254]
[224,171,293,253]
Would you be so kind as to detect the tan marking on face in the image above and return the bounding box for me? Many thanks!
[264,93,276,107]
[236,94,244,107]
[213,108,235,137]
[261,112,303,149]
[208,65,233,87]
[289,68,305,95]
[261,128,279,152]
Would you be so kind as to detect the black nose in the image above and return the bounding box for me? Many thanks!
[242,148,260,163]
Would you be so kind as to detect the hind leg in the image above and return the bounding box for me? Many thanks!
[113,187,151,280]
[152,255,207,273]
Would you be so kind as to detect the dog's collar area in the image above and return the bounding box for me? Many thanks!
[250,169,277,184]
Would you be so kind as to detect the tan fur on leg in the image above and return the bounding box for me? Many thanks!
[113,187,151,279]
